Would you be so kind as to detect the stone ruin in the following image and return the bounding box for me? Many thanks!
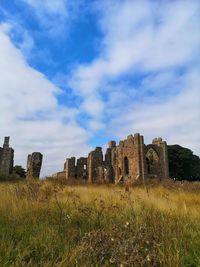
[26,152,43,179]
[53,133,169,184]
[0,136,43,179]
[0,133,168,183]
[0,137,14,176]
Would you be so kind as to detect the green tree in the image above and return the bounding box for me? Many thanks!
[13,165,26,178]
[168,145,200,181]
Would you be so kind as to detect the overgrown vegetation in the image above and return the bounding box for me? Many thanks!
[0,165,26,182]
[0,179,200,266]
[12,165,26,178]
[168,145,200,181]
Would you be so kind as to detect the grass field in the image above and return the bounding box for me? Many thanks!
[0,179,200,267]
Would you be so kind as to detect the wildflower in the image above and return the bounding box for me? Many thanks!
[109,258,114,263]
[146,255,151,262]
[111,237,115,242]
[64,214,71,220]
[125,221,130,228]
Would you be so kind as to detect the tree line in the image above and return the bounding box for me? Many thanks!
[168,145,200,181]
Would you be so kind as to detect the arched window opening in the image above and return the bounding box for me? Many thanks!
[118,167,122,175]
[146,148,159,175]
[124,157,129,175]
[83,164,87,170]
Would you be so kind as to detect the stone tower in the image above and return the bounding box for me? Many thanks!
[26,152,43,179]
[0,137,14,176]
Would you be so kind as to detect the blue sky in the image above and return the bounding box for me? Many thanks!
[0,0,200,175]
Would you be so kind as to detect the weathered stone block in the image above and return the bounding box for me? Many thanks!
[26,152,43,179]
[65,157,76,179]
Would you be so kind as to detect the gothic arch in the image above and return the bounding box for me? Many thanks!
[146,148,159,175]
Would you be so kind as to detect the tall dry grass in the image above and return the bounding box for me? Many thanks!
[0,179,200,266]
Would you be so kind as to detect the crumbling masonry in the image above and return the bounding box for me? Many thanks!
[0,137,14,176]
[59,133,169,183]
[0,136,43,179]
[26,152,43,179]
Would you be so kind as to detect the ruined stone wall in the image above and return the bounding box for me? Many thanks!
[26,154,32,172]
[52,171,66,179]
[115,133,146,183]
[26,152,43,179]
[87,147,103,182]
[0,137,14,176]
[61,133,169,183]
[65,157,76,179]
[105,141,116,183]
[0,147,2,164]
[77,157,87,179]
[145,138,169,179]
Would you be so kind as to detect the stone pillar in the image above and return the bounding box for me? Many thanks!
[26,154,32,173]
[139,135,147,181]
[162,141,169,178]
[115,141,124,183]
[105,140,116,183]
[26,152,43,179]
[0,136,14,176]
[152,138,169,179]
[65,157,76,180]
[87,147,103,183]
[133,133,143,180]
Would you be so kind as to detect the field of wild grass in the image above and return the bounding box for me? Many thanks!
[0,180,200,267]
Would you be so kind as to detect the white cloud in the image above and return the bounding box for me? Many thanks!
[0,23,12,34]
[70,0,200,84]
[69,0,200,154]
[21,0,82,36]
[0,14,35,58]
[111,69,200,155]
[0,25,91,176]
[24,0,67,15]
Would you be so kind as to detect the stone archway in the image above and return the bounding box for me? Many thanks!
[146,148,159,175]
